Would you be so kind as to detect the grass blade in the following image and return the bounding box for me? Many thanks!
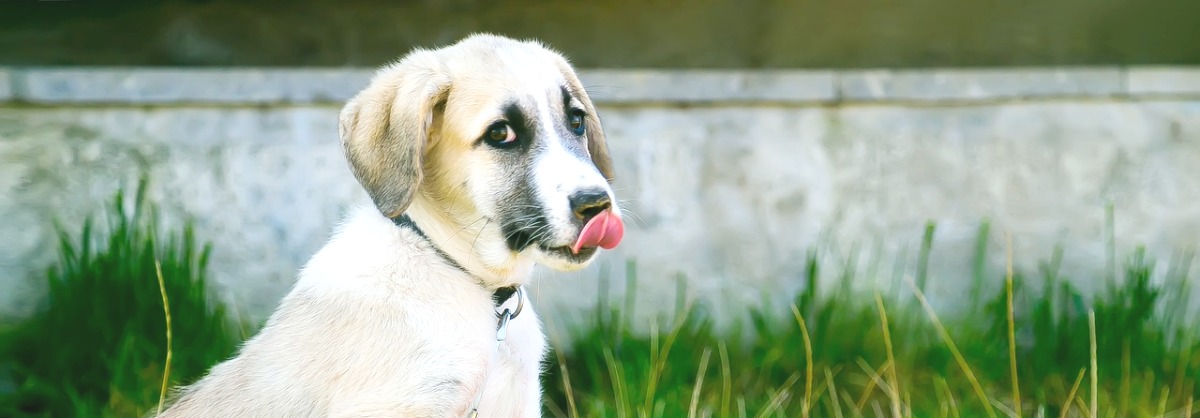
[155,261,173,416]
[687,348,712,418]
[1089,310,1098,418]
[790,303,814,418]
[874,293,902,418]
[908,278,997,418]
[1005,232,1021,417]
[719,340,731,418]
[826,367,844,418]
[1060,368,1086,418]
[554,346,579,418]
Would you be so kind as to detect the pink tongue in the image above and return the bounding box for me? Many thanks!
[571,211,625,254]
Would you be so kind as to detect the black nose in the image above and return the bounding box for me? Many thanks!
[569,190,612,223]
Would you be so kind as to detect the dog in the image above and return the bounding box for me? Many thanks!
[155,33,625,418]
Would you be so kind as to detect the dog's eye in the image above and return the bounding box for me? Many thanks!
[568,110,586,135]
[484,122,517,148]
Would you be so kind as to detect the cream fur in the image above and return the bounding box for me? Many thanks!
[158,207,545,417]
[154,33,619,418]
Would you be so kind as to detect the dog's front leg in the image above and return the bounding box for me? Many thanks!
[328,370,485,418]
[328,390,477,418]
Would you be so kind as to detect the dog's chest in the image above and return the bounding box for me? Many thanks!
[473,307,547,418]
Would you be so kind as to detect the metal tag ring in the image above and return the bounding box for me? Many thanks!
[506,285,525,320]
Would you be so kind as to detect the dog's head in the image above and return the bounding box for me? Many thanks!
[339,34,623,274]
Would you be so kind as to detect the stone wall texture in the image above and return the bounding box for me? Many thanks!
[2,67,1198,332]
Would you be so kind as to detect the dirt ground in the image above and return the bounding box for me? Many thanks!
[1,0,1199,68]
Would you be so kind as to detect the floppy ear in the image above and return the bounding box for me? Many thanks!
[581,94,614,184]
[558,64,615,184]
[339,52,450,218]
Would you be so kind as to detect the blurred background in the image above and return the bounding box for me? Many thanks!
[3,0,1200,68]
[1,1,1199,417]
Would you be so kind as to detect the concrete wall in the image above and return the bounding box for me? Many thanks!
[2,67,1198,332]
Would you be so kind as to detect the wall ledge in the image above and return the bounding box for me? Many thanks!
[2,66,1199,105]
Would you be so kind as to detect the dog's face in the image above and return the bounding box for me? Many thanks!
[339,34,622,274]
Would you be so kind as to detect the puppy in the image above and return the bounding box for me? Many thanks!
[155,33,624,418]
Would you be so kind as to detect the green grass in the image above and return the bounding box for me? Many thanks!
[542,222,1199,418]
[0,178,246,418]
[0,185,1196,418]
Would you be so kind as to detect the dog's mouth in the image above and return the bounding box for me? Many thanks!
[502,210,624,264]
[507,228,599,262]
[501,217,624,263]
[538,242,599,261]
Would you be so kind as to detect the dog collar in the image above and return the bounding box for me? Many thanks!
[491,285,520,308]
[391,215,523,309]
